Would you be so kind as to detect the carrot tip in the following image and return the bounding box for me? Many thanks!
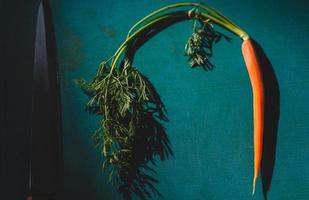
[252,177,257,195]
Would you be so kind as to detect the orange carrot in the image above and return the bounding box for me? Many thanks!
[241,38,265,195]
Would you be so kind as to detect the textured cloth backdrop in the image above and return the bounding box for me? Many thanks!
[1,0,309,200]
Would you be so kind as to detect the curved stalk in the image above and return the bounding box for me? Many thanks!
[126,3,248,40]
[110,10,248,76]
[110,14,173,74]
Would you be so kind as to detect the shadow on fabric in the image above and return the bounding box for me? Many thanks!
[252,40,280,200]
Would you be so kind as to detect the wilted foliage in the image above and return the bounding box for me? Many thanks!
[76,60,172,199]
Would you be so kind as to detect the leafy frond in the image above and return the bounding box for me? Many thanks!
[185,19,223,70]
[78,59,172,199]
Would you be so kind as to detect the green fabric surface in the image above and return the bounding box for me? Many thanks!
[52,0,309,199]
[1,0,309,200]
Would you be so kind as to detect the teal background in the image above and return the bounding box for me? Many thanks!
[1,0,309,200]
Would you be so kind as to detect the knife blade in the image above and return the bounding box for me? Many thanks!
[27,1,62,199]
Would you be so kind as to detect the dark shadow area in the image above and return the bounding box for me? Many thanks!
[252,40,280,200]
[124,11,190,65]
[119,93,173,200]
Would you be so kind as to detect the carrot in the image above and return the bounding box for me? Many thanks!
[241,38,265,195]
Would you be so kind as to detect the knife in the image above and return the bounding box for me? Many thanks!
[27,1,62,199]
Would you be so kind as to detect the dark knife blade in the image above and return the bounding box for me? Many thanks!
[28,1,62,199]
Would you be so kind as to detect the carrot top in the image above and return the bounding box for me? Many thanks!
[76,3,262,199]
